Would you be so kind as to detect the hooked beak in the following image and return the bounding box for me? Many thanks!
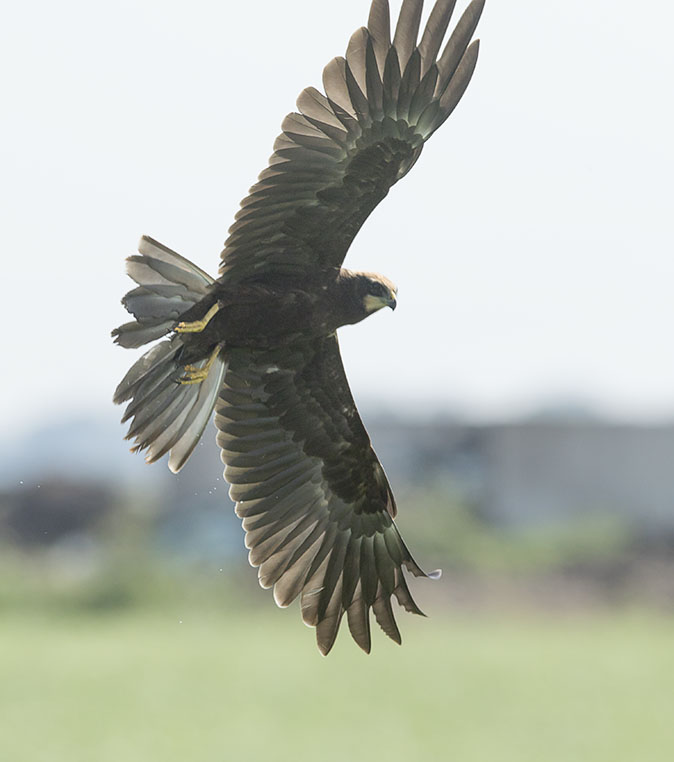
[388,292,397,311]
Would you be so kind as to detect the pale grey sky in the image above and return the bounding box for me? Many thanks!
[2,0,673,435]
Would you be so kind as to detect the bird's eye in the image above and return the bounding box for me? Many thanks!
[370,282,385,296]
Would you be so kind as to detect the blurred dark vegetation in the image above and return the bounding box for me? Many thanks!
[1,412,673,616]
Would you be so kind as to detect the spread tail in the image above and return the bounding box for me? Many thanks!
[112,236,227,473]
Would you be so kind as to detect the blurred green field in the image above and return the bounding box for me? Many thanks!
[2,607,673,762]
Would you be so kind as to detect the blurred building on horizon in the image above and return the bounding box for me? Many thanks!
[2,411,673,547]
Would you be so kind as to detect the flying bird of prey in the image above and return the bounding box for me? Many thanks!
[113,0,484,654]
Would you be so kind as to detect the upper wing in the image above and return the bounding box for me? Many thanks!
[219,0,484,282]
[215,334,437,654]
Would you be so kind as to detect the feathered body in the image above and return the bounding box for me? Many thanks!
[113,0,484,654]
[177,268,397,359]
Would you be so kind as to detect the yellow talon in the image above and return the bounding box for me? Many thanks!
[180,369,209,385]
[179,345,222,385]
[175,303,220,333]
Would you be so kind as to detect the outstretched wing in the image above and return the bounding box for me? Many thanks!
[219,0,483,282]
[215,335,437,654]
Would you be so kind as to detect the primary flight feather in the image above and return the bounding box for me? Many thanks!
[113,0,484,654]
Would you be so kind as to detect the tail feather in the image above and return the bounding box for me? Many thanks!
[129,352,227,472]
[126,255,212,292]
[167,357,227,472]
[123,285,194,322]
[136,236,213,287]
[112,236,213,349]
[112,319,175,349]
[113,337,181,407]
[113,237,226,472]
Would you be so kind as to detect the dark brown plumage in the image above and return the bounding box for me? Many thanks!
[113,0,484,654]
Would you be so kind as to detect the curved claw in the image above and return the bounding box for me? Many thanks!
[178,344,223,385]
[175,303,220,334]
[180,367,209,385]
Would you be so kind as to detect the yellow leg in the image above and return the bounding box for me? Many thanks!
[175,303,220,334]
[180,345,221,385]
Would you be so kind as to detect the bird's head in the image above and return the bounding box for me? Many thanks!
[357,272,398,314]
[335,269,398,327]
